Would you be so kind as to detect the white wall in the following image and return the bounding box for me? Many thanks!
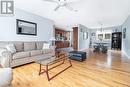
[122,15,130,58]
[0,8,54,42]
[78,24,90,51]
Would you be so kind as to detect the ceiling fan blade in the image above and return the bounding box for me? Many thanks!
[65,5,78,12]
[54,5,60,11]
[42,0,58,3]
[67,0,86,6]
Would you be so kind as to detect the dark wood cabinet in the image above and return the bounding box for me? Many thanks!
[55,29,66,37]
[55,29,67,41]
[55,41,70,48]
[55,28,70,48]
[111,32,122,50]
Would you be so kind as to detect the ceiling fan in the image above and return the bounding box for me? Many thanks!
[42,0,78,12]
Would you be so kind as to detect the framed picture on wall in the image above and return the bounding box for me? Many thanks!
[98,34,103,41]
[83,32,88,40]
[17,19,37,36]
[123,28,126,38]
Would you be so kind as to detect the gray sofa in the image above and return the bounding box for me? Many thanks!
[0,41,55,67]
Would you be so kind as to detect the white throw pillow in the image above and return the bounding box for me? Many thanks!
[6,44,16,54]
[0,48,7,57]
[43,43,50,49]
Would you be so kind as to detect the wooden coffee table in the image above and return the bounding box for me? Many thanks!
[35,54,72,81]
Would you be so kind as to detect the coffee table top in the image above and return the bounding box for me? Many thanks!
[35,55,66,66]
[35,56,56,66]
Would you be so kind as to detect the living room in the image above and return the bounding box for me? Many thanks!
[0,0,130,87]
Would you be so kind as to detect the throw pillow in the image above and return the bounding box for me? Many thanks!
[43,43,50,49]
[6,44,16,54]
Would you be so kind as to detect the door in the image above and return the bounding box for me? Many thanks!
[73,27,78,51]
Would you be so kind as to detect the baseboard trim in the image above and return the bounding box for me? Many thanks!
[122,50,130,59]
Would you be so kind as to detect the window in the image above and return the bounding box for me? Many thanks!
[83,32,88,40]
[105,34,111,39]
[98,34,103,40]
[97,33,111,41]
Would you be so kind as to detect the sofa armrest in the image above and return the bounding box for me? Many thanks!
[0,51,12,68]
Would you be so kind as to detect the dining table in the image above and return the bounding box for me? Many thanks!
[93,42,109,53]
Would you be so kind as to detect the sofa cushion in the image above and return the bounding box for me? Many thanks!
[36,42,44,50]
[30,50,43,56]
[24,42,36,51]
[8,42,24,52]
[13,52,30,60]
[43,49,53,54]
[14,42,23,52]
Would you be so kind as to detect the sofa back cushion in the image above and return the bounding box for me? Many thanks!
[14,42,23,52]
[0,41,47,52]
[9,42,24,52]
[24,42,36,51]
[36,41,48,50]
[36,42,44,50]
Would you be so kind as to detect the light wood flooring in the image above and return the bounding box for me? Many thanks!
[12,50,130,87]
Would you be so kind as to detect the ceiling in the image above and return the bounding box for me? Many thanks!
[14,0,130,29]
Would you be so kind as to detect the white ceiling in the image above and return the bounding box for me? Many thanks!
[14,0,130,29]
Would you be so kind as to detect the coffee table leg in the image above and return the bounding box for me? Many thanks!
[39,64,42,75]
[45,65,50,81]
[62,58,65,64]
[69,59,72,67]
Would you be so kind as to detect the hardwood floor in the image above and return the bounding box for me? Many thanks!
[12,50,130,87]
